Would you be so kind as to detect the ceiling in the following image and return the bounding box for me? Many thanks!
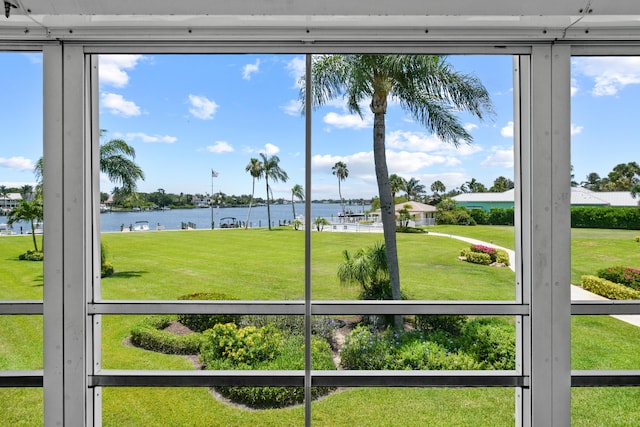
[2,0,640,41]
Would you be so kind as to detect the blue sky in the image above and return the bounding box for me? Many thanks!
[1,52,639,201]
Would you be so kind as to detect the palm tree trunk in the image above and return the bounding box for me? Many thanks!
[339,180,344,218]
[372,106,402,330]
[292,194,296,219]
[30,219,39,252]
[245,179,255,229]
[266,178,272,230]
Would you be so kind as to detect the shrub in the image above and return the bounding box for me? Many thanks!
[396,226,426,233]
[201,323,282,367]
[207,334,335,408]
[487,208,514,226]
[340,326,395,370]
[468,208,489,225]
[495,249,510,265]
[636,236,640,242]
[436,209,476,226]
[129,316,205,354]
[571,207,640,230]
[176,292,239,332]
[596,266,640,291]
[464,251,492,265]
[101,261,114,278]
[19,250,43,261]
[581,275,640,300]
[414,315,468,335]
[392,340,481,370]
[459,318,515,370]
[239,314,336,344]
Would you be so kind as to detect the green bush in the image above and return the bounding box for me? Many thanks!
[464,251,492,265]
[468,208,489,225]
[571,207,640,229]
[340,326,395,370]
[581,275,640,300]
[206,334,335,408]
[18,250,43,261]
[435,208,476,226]
[459,318,515,370]
[201,323,282,367]
[392,339,482,370]
[101,261,114,277]
[636,236,640,242]
[487,208,514,226]
[596,266,640,291]
[414,315,468,335]
[129,316,205,354]
[239,314,336,344]
[396,226,426,233]
[495,249,510,265]
[176,292,239,332]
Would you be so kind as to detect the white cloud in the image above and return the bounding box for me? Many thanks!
[0,156,34,171]
[188,94,218,120]
[386,130,482,156]
[101,93,141,117]
[242,59,260,80]
[571,78,579,96]
[281,99,302,116]
[480,146,514,168]
[126,132,177,144]
[323,112,371,129]
[571,123,584,135]
[501,121,514,138]
[99,55,145,88]
[573,57,640,96]
[262,143,280,155]
[287,56,306,88]
[464,123,479,131]
[206,141,234,153]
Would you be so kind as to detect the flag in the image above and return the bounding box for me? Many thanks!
[211,169,219,177]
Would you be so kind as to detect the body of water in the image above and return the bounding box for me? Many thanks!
[1,202,371,233]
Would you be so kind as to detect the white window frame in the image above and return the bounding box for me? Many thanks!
[1,38,638,427]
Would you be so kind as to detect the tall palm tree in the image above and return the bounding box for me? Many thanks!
[430,180,446,195]
[332,161,349,217]
[260,153,288,230]
[245,157,263,228]
[290,184,304,220]
[307,55,493,327]
[19,185,34,202]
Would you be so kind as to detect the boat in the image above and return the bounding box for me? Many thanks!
[219,217,240,228]
[132,220,150,231]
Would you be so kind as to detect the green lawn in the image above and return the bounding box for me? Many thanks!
[1,226,639,425]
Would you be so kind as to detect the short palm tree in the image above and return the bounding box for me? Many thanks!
[8,199,43,252]
[332,161,349,217]
[389,174,406,202]
[404,177,426,201]
[307,55,493,328]
[245,157,263,228]
[290,184,304,220]
[260,153,288,230]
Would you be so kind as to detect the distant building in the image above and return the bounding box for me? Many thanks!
[453,187,638,211]
[373,201,438,226]
[0,193,22,213]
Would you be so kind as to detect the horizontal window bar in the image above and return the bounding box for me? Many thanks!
[0,370,43,387]
[571,370,640,387]
[90,370,527,388]
[0,301,43,315]
[89,300,528,316]
[571,301,640,316]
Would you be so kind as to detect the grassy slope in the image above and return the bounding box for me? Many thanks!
[1,226,640,425]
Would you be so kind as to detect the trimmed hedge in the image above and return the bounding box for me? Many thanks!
[129,316,205,354]
[460,249,492,265]
[176,292,239,332]
[596,266,640,291]
[581,275,640,300]
[571,207,640,230]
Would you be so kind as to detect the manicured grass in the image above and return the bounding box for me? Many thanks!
[1,226,639,425]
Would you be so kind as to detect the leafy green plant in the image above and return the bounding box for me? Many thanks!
[201,323,282,367]
[596,266,640,291]
[18,250,43,261]
[414,315,468,335]
[176,293,239,332]
[459,318,515,370]
[581,275,640,300]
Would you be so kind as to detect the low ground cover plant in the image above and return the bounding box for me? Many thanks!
[341,316,515,371]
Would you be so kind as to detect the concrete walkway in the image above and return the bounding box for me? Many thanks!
[429,232,640,328]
